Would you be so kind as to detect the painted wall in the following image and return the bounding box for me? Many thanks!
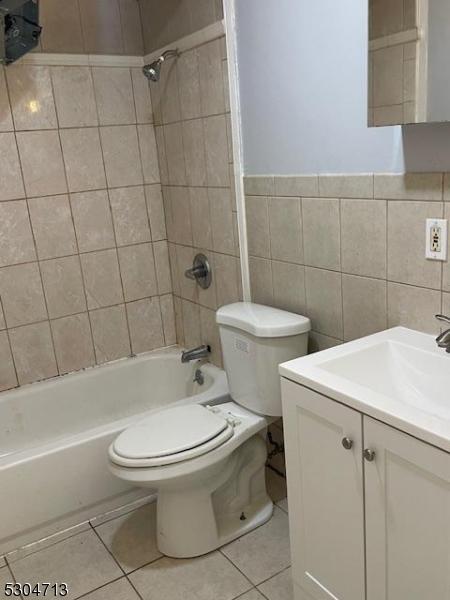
[235,0,450,174]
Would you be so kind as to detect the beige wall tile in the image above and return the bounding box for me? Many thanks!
[9,322,58,385]
[181,299,201,348]
[28,195,77,260]
[41,256,87,318]
[387,282,441,335]
[176,245,198,302]
[80,249,124,309]
[160,294,176,346]
[0,200,36,267]
[246,196,270,259]
[341,199,386,278]
[0,68,13,132]
[0,331,17,391]
[127,297,164,354]
[51,313,95,374]
[319,174,374,199]
[444,174,450,201]
[373,104,404,127]
[214,253,240,307]
[302,198,341,271]
[17,130,67,197]
[109,186,151,246]
[373,46,403,107]
[153,241,172,295]
[249,256,273,306]
[374,173,443,201]
[100,125,143,188]
[305,267,343,338]
[166,187,193,246]
[200,306,222,366]
[388,201,443,289]
[243,177,274,197]
[182,119,207,187]
[118,243,158,301]
[204,115,229,187]
[90,304,130,364]
[60,128,106,193]
[79,0,124,54]
[308,331,343,353]
[209,188,234,255]
[51,67,98,128]
[145,185,166,241]
[159,63,181,125]
[0,133,26,201]
[118,0,144,55]
[0,263,47,327]
[70,190,115,252]
[155,126,168,184]
[177,50,202,121]
[93,68,136,126]
[7,66,57,130]
[272,262,306,315]
[168,243,180,296]
[132,68,153,124]
[269,197,303,263]
[164,123,186,185]
[190,187,212,250]
[197,39,226,116]
[40,0,84,53]
[173,295,184,346]
[443,203,450,291]
[274,175,319,198]
[342,274,387,341]
[137,125,160,185]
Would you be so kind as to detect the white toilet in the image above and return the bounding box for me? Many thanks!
[108,302,310,558]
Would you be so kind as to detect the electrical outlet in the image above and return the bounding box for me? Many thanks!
[426,218,447,260]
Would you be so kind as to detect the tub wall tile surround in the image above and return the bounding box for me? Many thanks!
[0,62,176,391]
[151,36,242,368]
[244,173,449,351]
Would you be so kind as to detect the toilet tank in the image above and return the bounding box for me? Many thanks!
[216,303,311,417]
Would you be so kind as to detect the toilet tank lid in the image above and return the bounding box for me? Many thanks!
[216,302,311,338]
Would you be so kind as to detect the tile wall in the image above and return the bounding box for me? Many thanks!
[244,173,450,352]
[0,63,175,391]
[151,36,241,367]
[138,0,223,54]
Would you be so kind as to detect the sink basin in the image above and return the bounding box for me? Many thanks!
[280,327,450,452]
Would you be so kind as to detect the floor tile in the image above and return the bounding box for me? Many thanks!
[237,590,265,600]
[95,502,162,573]
[9,529,122,600]
[276,498,288,513]
[221,508,291,585]
[0,566,15,600]
[81,578,140,600]
[266,468,287,503]
[129,550,252,600]
[258,568,293,600]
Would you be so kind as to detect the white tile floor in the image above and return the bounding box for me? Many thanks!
[1,470,291,600]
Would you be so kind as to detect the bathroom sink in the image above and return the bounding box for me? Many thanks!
[280,327,450,452]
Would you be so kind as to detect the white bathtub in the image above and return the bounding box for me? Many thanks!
[0,347,229,555]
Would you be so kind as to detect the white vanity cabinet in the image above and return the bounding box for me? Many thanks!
[282,378,450,600]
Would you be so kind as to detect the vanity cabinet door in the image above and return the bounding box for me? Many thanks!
[282,380,365,600]
[364,417,450,600]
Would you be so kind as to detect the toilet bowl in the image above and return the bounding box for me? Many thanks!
[109,302,311,558]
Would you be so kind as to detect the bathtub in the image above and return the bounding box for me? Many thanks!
[0,347,229,555]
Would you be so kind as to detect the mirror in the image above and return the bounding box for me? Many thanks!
[368,0,450,126]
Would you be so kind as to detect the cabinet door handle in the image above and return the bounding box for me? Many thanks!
[341,437,353,450]
[364,448,376,462]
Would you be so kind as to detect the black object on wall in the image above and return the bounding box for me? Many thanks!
[0,0,41,65]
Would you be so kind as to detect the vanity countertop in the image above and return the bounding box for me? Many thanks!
[280,327,450,453]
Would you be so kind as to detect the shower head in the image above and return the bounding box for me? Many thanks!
[143,49,179,82]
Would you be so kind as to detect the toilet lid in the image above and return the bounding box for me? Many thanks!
[112,404,232,462]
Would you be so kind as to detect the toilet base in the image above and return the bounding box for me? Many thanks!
[156,434,273,558]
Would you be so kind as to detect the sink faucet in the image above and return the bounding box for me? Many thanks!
[181,345,211,363]
[435,314,450,352]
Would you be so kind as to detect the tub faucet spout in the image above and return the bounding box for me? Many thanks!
[181,345,211,363]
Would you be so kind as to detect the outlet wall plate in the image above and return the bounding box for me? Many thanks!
[425,218,447,261]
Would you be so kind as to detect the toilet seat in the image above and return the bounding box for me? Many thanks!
[110,404,235,468]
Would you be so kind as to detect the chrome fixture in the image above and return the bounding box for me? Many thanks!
[193,368,204,386]
[142,49,179,82]
[184,253,212,289]
[435,314,450,352]
[364,448,376,462]
[341,437,353,450]
[181,345,211,363]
